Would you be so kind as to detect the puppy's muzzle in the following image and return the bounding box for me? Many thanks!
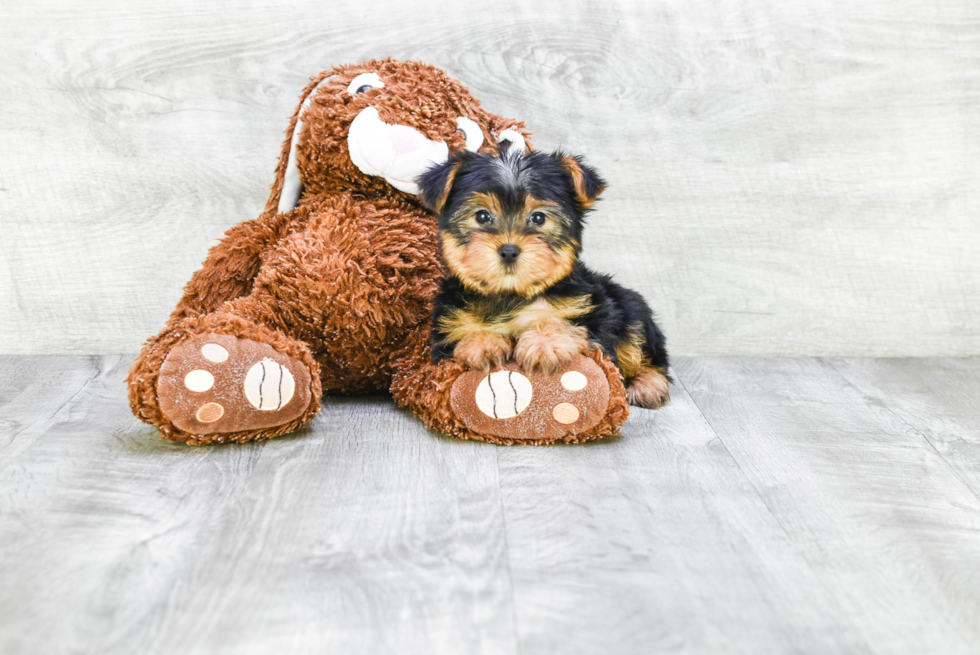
[498,244,521,264]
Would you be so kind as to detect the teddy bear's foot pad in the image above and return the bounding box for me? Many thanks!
[450,353,610,443]
[157,333,313,434]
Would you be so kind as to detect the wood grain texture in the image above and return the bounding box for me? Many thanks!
[826,357,980,497]
[0,356,516,655]
[675,357,980,655]
[1,0,979,356]
[495,370,871,654]
[4,355,980,653]
[0,355,125,472]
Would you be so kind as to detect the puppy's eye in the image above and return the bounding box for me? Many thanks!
[529,212,547,226]
[475,210,494,225]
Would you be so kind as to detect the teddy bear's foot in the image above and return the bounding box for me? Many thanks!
[450,352,614,444]
[156,333,315,435]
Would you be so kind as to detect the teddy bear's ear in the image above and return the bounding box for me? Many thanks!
[559,153,606,209]
[417,159,463,214]
[269,72,336,215]
[488,117,533,154]
[496,129,527,155]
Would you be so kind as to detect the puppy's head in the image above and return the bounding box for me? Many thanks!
[418,146,605,297]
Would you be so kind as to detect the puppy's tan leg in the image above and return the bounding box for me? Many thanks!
[514,320,590,373]
[626,366,671,409]
[454,331,513,370]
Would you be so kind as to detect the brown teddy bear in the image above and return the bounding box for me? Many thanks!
[127,59,630,445]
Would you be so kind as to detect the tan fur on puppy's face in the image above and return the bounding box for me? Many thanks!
[440,196,578,298]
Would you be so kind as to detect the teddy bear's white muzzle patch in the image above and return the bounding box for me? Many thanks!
[347,107,449,195]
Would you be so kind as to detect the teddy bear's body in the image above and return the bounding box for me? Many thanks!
[218,193,440,394]
[128,59,629,445]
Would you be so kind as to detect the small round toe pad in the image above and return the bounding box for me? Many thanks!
[552,402,580,424]
[196,402,225,423]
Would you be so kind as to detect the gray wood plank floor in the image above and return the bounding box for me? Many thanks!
[1,356,979,654]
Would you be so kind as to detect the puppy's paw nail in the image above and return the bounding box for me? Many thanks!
[454,333,513,371]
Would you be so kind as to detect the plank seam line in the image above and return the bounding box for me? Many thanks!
[0,354,125,475]
[822,357,980,504]
[672,361,877,654]
[493,446,523,655]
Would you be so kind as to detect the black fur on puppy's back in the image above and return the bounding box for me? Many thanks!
[548,264,670,375]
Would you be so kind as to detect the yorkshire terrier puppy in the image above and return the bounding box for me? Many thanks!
[417,147,670,409]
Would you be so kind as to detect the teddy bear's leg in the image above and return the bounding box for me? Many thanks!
[128,310,322,445]
[166,207,307,325]
[389,325,630,445]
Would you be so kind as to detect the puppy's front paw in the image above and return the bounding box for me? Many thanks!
[514,324,590,373]
[454,331,513,370]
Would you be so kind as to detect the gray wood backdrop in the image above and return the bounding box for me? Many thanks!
[1,0,978,356]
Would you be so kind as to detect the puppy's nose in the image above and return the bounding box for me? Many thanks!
[498,244,521,264]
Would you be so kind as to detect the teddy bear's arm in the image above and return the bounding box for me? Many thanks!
[168,206,305,325]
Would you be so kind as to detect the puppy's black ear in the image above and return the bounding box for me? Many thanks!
[417,159,463,214]
[559,154,606,209]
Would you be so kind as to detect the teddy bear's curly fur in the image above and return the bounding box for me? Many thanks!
[127,59,629,445]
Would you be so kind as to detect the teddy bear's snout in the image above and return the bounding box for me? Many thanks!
[347,106,450,195]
